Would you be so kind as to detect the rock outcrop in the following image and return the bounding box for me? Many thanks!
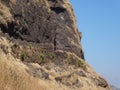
[0,0,110,90]
[0,0,84,59]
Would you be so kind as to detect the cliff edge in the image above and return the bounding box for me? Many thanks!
[0,0,110,90]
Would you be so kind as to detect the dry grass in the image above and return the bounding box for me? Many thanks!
[0,37,49,90]
[0,46,42,90]
[0,36,110,90]
[0,61,25,90]
[0,51,52,90]
[0,47,69,90]
[0,3,13,25]
[0,58,69,90]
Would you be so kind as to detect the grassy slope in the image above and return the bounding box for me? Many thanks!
[0,36,110,90]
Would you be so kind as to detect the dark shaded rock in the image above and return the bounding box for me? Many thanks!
[76,70,86,77]
[96,77,109,88]
[0,0,84,59]
[92,76,109,88]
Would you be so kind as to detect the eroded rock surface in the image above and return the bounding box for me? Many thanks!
[0,0,84,59]
[0,36,110,90]
[0,0,110,90]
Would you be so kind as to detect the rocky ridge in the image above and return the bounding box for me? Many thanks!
[0,0,110,90]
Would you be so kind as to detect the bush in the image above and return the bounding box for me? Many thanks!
[66,57,72,65]
[76,59,84,67]
[48,52,55,59]
[39,52,45,63]
[21,53,25,61]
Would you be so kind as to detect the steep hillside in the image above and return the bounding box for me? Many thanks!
[0,0,110,90]
[0,0,84,59]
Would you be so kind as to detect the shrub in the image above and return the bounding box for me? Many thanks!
[20,53,25,61]
[48,52,55,59]
[29,44,32,49]
[39,52,45,63]
[76,59,84,67]
[65,56,72,65]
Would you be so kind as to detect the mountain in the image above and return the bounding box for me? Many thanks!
[0,0,110,90]
[110,85,120,90]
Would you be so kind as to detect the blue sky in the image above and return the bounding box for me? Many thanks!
[70,0,120,88]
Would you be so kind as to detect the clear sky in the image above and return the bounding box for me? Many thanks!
[70,0,120,88]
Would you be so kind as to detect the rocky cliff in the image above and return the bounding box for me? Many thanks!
[0,0,84,59]
[0,0,110,90]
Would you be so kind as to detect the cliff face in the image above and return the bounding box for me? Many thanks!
[0,0,84,59]
[0,0,110,90]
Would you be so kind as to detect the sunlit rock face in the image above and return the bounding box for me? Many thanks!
[0,0,84,59]
[0,1,110,90]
